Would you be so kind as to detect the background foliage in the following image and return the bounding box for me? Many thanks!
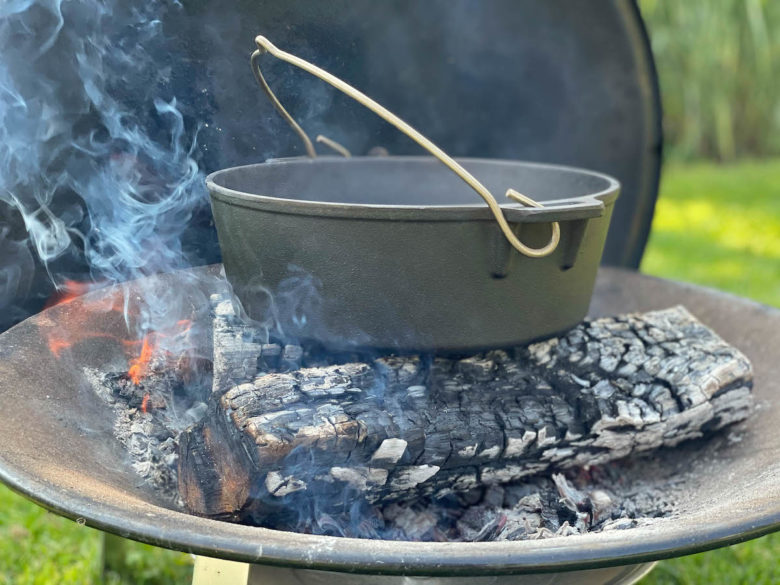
[641,0,780,161]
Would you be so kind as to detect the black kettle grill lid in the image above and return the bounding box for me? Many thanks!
[176,0,662,268]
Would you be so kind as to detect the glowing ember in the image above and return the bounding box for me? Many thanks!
[141,393,151,414]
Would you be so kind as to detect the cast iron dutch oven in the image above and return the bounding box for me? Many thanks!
[207,37,620,352]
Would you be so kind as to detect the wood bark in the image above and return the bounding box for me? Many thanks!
[179,304,753,519]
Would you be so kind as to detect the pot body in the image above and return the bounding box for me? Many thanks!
[207,157,619,351]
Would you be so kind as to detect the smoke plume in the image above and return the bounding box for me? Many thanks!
[0,0,214,334]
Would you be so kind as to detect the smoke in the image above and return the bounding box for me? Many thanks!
[0,226,35,325]
[0,0,213,335]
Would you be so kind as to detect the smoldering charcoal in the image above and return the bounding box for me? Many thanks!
[89,295,754,541]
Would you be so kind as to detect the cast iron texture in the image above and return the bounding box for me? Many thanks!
[0,265,777,577]
[208,157,619,351]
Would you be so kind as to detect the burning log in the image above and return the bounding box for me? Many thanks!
[179,305,753,520]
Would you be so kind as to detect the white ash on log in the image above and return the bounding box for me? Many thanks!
[178,305,754,520]
[211,293,264,395]
[85,353,211,503]
[210,293,305,395]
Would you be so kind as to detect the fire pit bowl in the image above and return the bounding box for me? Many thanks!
[208,157,619,351]
[0,265,777,584]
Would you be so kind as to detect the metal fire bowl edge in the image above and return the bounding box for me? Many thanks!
[0,266,777,577]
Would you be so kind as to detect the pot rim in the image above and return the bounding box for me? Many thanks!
[206,156,620,222]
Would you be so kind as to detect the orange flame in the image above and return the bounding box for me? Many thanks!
[125,319,193,385]
[128,334,155,385]
[43,282,194,387]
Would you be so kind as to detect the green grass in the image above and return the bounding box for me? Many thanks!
[640,533,780,585]
[0,160,778,583]
[0,485,192,584]
[642,159,780,307]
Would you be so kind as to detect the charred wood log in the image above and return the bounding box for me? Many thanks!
[210,295,264,396]
[179,306,753,519]
[210,296,304,397]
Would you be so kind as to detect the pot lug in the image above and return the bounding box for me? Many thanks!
[560,219,589,271]
[490,219,590,277]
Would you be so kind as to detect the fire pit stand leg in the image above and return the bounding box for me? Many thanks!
[102,536,253,584]
[192,557,250,585]
[101,533,134,581]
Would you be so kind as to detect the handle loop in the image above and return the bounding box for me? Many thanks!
[252,36,560,258]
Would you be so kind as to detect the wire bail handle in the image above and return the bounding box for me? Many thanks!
[251,35,560,258]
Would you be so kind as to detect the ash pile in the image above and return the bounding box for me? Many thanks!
[88,294,754,542]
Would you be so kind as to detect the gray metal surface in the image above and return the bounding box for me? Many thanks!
[245,562,657,585]
[208,158,619,351]
[0,265,777,577]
